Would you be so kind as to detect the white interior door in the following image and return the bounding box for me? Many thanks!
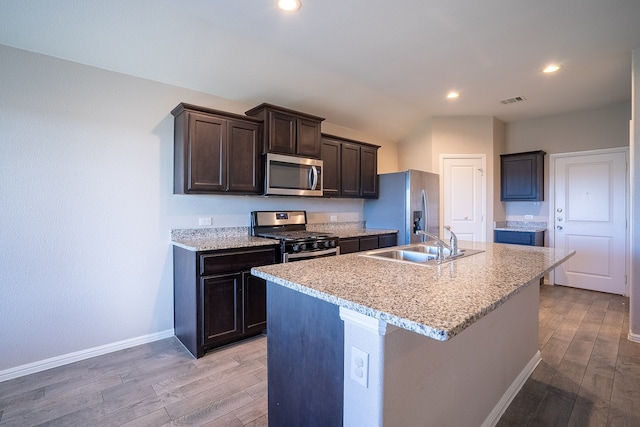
[552,150,627,295]
[441,156,486,242]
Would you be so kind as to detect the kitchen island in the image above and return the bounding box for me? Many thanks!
[251,242,575,427]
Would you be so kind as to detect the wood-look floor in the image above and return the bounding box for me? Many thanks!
[498,284,640,427]
[0,284,638,426]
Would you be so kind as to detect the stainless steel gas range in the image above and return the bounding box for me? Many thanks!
[250,211,340,262]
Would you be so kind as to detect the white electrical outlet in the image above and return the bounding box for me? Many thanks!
[524,215,533,220]
[350,346,369,387]
[330,215,338,222]
[199,217,212,226]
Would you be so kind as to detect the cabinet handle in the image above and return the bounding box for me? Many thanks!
[556,225,563,230]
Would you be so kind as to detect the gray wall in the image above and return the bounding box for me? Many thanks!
[0,45,373,375]
[503,102,630,222]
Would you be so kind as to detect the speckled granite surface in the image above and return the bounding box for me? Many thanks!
[308,221,397,238]
[171,227,278,251]
[494,220,547,232]
[171,224,397,251]
[252,242,574,341]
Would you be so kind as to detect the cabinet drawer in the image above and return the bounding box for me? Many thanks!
[200,247,278,276]
[378,233,397,248]
[359,236,379,252]
[338,238,360,254]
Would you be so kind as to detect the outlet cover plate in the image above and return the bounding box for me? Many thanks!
[350,346,369,387]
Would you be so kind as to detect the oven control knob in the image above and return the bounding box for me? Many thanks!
[292,244,300,252]
[311,242,318,249]
[330,240,336,247]
[323,240,331,248]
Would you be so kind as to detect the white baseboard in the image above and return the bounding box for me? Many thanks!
[0,329,175,382]
[629,331,640,344]
[481,350,542,427]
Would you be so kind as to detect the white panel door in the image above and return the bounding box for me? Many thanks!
[553,150,627,294]
[442,156,485,242]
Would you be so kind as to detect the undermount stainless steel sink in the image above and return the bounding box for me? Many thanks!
[360,243,484,266]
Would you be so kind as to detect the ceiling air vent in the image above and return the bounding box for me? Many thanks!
[500,96,526,105]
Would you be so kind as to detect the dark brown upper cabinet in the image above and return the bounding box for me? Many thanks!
[500,150,546,201]
[172,103,262,195]
[320,137,341,197]
[245,103,324,158]
[321,134,379,199]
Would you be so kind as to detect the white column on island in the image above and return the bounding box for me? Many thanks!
[339,307,399,427]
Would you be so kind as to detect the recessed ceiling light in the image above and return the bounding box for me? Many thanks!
[543,64,561,73]
[446,91,460,99]
[276,0,301,12]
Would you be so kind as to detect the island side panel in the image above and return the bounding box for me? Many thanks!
[267,281,344,427]
[382,282,540,426]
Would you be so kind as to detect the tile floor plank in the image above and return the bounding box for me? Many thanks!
[2,285,639,426]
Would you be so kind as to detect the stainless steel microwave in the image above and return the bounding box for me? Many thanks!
[264,153,323,196]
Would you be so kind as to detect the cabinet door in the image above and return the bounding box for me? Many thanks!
[341,142,361,197]
[267,110,296,154]
[321,138,341,197]
[201,273,242,347]
[227,120,262,193]
[243,272,267,335]
[187,112,227,192]
[360,146,378,198]
[500,151,545,201]
[296,117,322,158]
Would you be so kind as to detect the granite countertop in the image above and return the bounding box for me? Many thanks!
[494,220,547,232]
[171,227,278,251]
[171,223,399,251]
[334,228,398,239]
[252,242,574,341]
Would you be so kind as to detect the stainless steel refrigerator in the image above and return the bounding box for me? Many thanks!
[364,169,439,245]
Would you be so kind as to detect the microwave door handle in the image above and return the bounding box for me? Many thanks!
[309,166,318,190]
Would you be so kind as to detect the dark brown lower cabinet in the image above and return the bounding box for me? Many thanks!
[494,230,544,247]
[174,245,279,358]
[201,273,242,347]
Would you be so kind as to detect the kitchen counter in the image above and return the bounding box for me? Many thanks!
[307,221,397,239]
[252,241,573,340]
[253,242,575,426]
[334,228,398,239]
[494,220,547,232]
[171,224,397,252]
[170,227,277,251]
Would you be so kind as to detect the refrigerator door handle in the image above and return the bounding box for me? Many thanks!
[421,189,429,233]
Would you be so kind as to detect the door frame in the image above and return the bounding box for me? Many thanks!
[439,154,487,242]
[548,147,630,294]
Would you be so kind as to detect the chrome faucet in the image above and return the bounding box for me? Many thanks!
[445,226,458,255]
[415,230,447,263]
[415,226,459,260]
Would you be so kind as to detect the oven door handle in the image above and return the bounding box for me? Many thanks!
[284,247,338,261]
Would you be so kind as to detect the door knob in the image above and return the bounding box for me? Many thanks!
[556,225,563,230]
[557,208,563,213]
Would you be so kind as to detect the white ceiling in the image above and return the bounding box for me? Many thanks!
[1,0,639,141]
